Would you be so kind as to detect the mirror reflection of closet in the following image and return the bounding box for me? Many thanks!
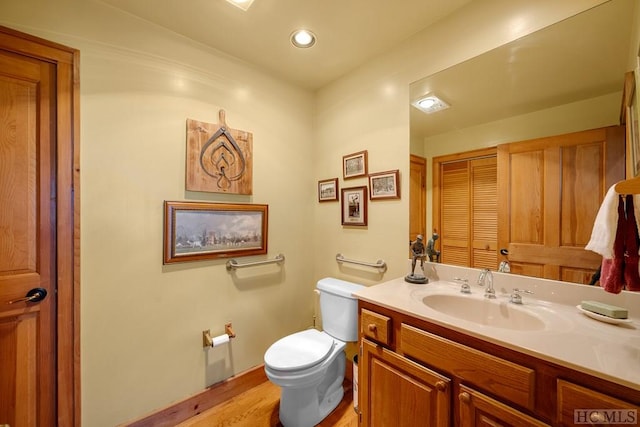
[409,0,635,285]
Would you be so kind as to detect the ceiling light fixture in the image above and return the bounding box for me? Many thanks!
[411,94,450,114]
[225,0,254,11]
[290,29,316,48]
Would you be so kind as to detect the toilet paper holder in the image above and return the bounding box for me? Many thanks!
[202,323,236,348]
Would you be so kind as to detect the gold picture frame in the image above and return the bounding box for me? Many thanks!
[163,201,268,264]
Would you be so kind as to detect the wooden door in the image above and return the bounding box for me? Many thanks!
[409,155,426,254]
[433,148,497,269]
[360,339,450,427]
[497,126,625,283]
[0,26,79,427]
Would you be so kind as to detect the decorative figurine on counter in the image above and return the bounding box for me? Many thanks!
[426,232,441,263]
[406,235,428,284]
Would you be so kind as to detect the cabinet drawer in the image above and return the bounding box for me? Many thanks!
[400,323,535,411]
[557,380,640,426]
[361,309,391,346]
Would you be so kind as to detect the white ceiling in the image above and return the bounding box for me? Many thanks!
[97,0,472,90]
[96,0,634,140]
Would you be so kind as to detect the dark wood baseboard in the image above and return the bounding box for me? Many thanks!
[120,358,355,427]
[120,365,268,427]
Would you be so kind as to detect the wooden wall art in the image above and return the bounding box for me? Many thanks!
[186,110,253,194]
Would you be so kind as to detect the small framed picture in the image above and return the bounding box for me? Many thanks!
[369,169,400,200]
[318,178,339,202]
[341,186,368,226]
[343,150,368,179]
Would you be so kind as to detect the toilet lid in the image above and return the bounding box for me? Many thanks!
[264,329,335,371]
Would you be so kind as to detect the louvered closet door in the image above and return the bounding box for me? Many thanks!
[441,162,470,266]
[439,156,497,269]
[470,157,497,269]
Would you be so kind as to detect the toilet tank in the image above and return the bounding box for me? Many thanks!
[317,277,365,342]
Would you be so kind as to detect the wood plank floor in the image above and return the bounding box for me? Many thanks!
[177,379,358,427]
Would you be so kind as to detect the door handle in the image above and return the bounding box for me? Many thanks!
[7,288,48,304]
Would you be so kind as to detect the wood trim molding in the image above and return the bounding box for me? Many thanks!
[620,71,635,124]
[121,365,269,427]
[122,359,355,426]
[432,146,497,164]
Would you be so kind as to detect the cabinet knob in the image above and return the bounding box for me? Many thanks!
[459,392,471,404]
[435,381,446,392]
[367,324,377,332]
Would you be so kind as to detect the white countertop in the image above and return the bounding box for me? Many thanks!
[354,265,640,392]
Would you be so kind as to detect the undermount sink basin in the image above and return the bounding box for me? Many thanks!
[421,294,546,331]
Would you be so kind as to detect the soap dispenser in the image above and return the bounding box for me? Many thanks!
[498,248,511,273]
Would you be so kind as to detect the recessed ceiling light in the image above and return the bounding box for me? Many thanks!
[225,0,254,11]
[411,94,450,114]
[291,29,316,48]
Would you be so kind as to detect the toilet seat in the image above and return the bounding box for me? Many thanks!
[264,329,336,371]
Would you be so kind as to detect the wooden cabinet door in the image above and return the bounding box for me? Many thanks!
[557,380,640,426]
[459,385,549,427]
[0,27,78,427]
[360,339,450,427]
[497,126,625,283]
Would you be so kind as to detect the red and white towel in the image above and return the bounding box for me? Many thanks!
[586,185,640,293]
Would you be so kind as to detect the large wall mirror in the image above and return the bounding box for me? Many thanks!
[409,0,637,285]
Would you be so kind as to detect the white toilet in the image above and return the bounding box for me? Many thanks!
[264,277,364,427]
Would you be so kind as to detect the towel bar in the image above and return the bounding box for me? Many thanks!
[226,253,285,271]
[336,253,387,272]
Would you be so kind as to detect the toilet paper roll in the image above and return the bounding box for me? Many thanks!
[211,333,230,347]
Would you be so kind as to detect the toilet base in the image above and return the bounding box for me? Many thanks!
[278,352,346,427]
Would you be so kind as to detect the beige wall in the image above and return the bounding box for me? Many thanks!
[2,1,317,425]
[0,0,612,425]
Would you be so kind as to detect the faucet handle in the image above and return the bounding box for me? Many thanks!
[510,288,533,304]
[453,277,471,294]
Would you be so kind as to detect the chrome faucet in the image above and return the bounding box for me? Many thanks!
[477,269,496,299]
[509,288,534,304]
[454,277,470,294]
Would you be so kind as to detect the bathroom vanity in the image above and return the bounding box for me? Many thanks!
[355,264,640,426]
